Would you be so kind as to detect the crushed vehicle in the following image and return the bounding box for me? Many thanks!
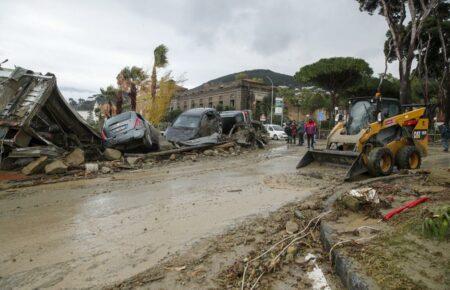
[102,111,160,152]
[219,110,268,147]
[165,108,222,146]
[220,110,252,135]
[297,95,430,180]
[0,66,102,169]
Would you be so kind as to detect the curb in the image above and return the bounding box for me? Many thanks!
[317,176,413,290]
[320,221,378,290]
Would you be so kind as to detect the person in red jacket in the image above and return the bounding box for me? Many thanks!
[290,121,298,145]
[304,116,317,149]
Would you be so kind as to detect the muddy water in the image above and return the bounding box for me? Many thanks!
[0,144,312,289]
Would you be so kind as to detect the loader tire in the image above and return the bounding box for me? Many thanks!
[367,147,394,177]
[396,146,421,170]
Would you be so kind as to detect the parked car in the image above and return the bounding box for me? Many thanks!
[264,124,288,140]
[102,111,160,152]
[220,110,252,135]
[165,108,222,143]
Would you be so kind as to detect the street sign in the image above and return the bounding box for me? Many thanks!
[275,97,283,115]
[260,114,266,122]
[317,110,326,121]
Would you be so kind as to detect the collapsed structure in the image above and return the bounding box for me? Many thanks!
[0,67,102,169]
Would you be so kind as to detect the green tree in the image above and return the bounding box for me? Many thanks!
[216,103,224,112]
[413,1,450,121]
[151,44,169,103]
[117,66,148,111]
[68,98,78,108]
[163,108,183,124]
[234,72,248,80]
[356,0,439,104]
[294,57,373,113]
[99,85,119,102]
[346,74,400,99]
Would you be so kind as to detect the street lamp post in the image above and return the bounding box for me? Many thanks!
[266,76,274,124]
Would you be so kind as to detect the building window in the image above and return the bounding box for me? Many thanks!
[230,99,235,108]
[199,99,204,107]
[183,101,187,110]
[191,100,195,108]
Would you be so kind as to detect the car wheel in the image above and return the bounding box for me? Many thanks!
[273,135,279,140]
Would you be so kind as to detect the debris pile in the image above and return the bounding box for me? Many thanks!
[0,67,102,171]
[338,187,391,218]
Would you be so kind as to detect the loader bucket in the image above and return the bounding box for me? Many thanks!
[296,149,368,181]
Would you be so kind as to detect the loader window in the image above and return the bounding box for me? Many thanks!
[348,101,374,135]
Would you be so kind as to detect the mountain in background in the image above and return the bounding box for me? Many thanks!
[205,69,299,87]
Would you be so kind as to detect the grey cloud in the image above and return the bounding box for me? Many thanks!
[0,0,394,100]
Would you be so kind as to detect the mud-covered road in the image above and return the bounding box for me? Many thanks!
[0,143,315,289]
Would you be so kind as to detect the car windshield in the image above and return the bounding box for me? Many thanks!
[173,114,201,128]
[272,125,283,131]
[348,101,374,134]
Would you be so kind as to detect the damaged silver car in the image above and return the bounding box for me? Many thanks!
[102,111,160,152]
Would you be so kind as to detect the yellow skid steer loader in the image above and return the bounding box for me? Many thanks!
[297,96,429,180]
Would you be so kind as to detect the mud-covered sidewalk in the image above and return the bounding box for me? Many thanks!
[0,143,318,289]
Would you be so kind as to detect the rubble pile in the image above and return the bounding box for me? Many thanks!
[338,187,392,218]
[0,67,268,183]
[0,67,102,171]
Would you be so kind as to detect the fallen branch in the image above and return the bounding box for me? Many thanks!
[143,143,219,158]
[241,211,332,289]
[328,235,377,263]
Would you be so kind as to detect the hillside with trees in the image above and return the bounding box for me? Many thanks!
[205,69,299,87]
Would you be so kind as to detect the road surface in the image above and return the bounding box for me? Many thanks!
[0,144,312,289]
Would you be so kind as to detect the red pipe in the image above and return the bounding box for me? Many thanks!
[383,197,429,221]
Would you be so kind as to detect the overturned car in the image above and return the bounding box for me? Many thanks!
[165,108,222,146]
[102,111,160,152]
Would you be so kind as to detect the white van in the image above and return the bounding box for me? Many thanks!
[264,124,288,140]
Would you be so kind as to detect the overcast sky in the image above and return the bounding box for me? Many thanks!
[0,0,394,100]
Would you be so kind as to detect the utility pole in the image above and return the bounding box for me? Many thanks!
[266,76,274,124]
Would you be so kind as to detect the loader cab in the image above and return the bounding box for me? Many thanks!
[346,97,400,135]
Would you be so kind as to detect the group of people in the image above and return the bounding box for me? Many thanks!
[284,116,317,149]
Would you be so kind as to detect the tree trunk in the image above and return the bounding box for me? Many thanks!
[129,83,137,111]
[399,59,412,105]
[445,77,450,124]
[116,90,123,114]
[435,13,449,123]
[151,65,157,103]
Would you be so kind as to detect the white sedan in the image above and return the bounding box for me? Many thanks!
[264,124,288,140]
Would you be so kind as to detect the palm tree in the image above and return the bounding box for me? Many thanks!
[151,44,169,102]
[116,66,148,112]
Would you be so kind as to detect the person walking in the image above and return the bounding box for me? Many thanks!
[284,122,292,144]
[304,116,317,149]
[290,121,298,145]
[439,121,449,152]
[297,121,304,145]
